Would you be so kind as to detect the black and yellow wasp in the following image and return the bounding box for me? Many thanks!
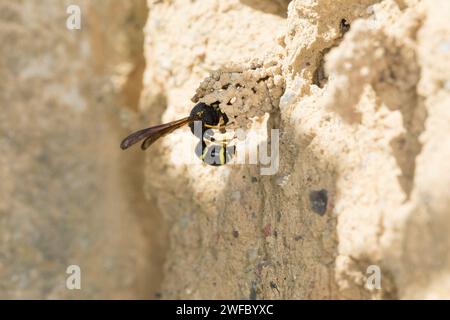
[120,103,235,166]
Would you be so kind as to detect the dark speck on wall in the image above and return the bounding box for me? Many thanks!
[309,189,328,216]
[270,281,280,294]
[340,19,351,35]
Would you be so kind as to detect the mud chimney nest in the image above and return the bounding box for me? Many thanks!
[191,58,285,129]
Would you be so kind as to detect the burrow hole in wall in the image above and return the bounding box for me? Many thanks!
[312,19,351,88]
[239,0,292,18]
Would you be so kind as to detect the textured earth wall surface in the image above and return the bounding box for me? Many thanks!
[0,0,165,299]
[0,0,449,299]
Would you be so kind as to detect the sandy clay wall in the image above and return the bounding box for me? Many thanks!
[1,0,449,299]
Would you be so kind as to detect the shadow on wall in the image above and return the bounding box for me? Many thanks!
[90,0,169,298]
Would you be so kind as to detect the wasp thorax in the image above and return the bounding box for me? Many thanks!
[188,102,224,135]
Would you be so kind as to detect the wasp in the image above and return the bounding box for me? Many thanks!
[120,102,235,166]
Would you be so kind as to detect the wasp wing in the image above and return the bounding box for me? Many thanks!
[120,117,192,150]
[140,117,193,150]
